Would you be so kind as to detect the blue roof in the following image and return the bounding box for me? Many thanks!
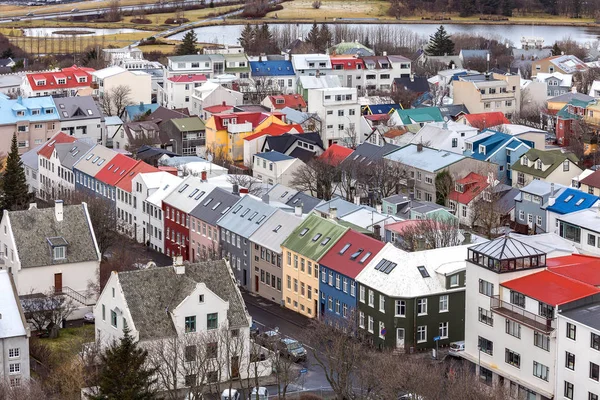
[125,103,159,120]
[468,131,529,161]
[0,96,57,124]
[256,151,294,162]
[546,188,599,215]
[363,104,400,115]
[250,60,295,77]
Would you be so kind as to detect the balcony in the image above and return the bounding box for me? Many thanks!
[491,295,555,333]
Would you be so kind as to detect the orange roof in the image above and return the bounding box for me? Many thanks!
[320,144,353,165]
[95,154,138,186]
[384,128,408,138]
[26,65,94,92]
[547,254,600,287]
[448,172,489,205]
[115,160,159,192]
[268,94,307,110]
[463,112,509,128]
[204,104,234,114]
[37,132,76,159]
[243,123,303,141]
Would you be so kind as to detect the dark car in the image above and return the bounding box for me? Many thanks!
[278,337,307,362]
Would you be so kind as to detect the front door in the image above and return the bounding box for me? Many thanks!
[255,275,259,293]
[54,273,63,293]
[396,328,405,348]
[230,356,240,378]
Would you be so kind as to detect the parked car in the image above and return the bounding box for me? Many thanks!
[11,17,20,21]
[249,387,269,400]
[83,312,95,323]
[221,389,240,400]
[256,328,280,346]
[398,394,424,400]
[279,337,307,362]
[448,341,465,357]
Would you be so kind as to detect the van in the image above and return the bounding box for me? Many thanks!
[448,341,465,357]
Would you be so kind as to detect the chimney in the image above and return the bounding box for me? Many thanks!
[373,224,381,239]
[383,51,387,56]
[416,143,423,152]
[463,231,472,245]
[28,203,37,210]
[262,194,269,204]
[354,196,360,205]
[54,200,63,222]
[572,86,577,94]
[330,207,337,219]
[173,257,185,275]
[376,203,382,214]
[295,204,302,217]
[222,101,226,106]
[232,183,239,196]
[201,170,207,181]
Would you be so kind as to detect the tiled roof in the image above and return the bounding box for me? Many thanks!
[26,65,94,91]
[319,230,385,279]
[37,132,76,159]
[462,112,509,128]
[281,214,348,262]
[448,172,489,205]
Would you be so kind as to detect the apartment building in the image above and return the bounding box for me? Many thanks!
[307,87,360,148]
[53,96,105,144]
[92,66,151,105]
[531,55,588,77]
[330,56,364,91]
[158,74,207,110]
[453,73,521,119]
[164,54,224,80]
[361,55,396,91]
[249,60,297,95]
[291,54,332,76]
[21,65,94,97]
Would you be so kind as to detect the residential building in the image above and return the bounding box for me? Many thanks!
[388,107,444,127]
[279,107,322,133]
[459,49,490,64]
[0,73,24,96]
[297,75,341,100]
[94,259,269,387]
[501,124,547,150]
[405,121,479,154]
[0,270,30,387]
[21,143,41,196]
[557,207,600,256]
[452,73,521,119]
[448,172,490,226]
[160,117,206,156]
[580,169,600,196]
[92,66,152,105]
[0,95,60,154]
[121,119,161,152]
[53,96,105,144]
[511,149,582,188]
[189,187,239,262]
[261,94,307,112]
[534,72,572,97]
[546,188,599,235]
[307,87,360,148]
[456,111,510,130]
[0,201,101,317]
[249,209,302,304]
[163,54,224,80]
[319,230,384,326]
[21,65,94,97]
[224,53,250,79]
[36,132,77,200]
[361,56,396,91]
[281,214,348,318]
[93,153,138,206]
[329,55,365,91]
[554,97,596,146]
[392,76,430,99]
[356,243,470,351]
[515,181,566,233]
[531,55,588,77]
[159,74,207,110]
[291,54,333,77]
[190,82,244,121]
[252,151,305,187]
[242,123,305,166]
[260,132,324,163]
[102,46,144,66]
[382,194,457,222]
[249,60,297,95]
[73,145,118,198]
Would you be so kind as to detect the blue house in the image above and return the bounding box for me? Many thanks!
[546,188,600,234]
[515,181,566,233]
[249,60,296,93]
[318,230,384,326]
[464,130,532,185]
[73,145,118,198]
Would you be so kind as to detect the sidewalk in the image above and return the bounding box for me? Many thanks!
[242,290,312,328]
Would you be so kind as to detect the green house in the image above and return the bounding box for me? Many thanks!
[355,243,468,352]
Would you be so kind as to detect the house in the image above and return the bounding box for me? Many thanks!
[511,149,582,188]
[319,229,384,325]
[456,111,510,130]
[361,56,396,91]
[448,172,490,226]
[579,169,600,196]
[405,121,479,154]
[73,145,118,199]
[531,55,588,77]
[158,74,207,110]
[554,96,597,146]
[392,76,430,97]
[382,194,456,221]
[297,75,341,100]
[0,95,60,154]
[557,207,600,256]
[249,209,303,305]
[0,201,101,317]
[53,96,105,144]
[279,107,322,134]
[0,269,30,387]
[223,53,250,79]
[417,54,463,70]
[189,187,239,262]
[92,66,152,106]
[242,121,305,167]
[263,184,321,215]
[548,185,599,233]
[291,54,332,77]
[534,72,572,97]
[514,180,565,233]
[329,55,365,92]
[464,130,532,185]
[122,120,161,152]
[252,151,304,187]
[36,132,77,200]
[261,94,307,112]
[0,73,24,96]
[356,243,471,351]
[160,117,206,156]
[500,124,547,150]
[281,214,348,318]
[307,87,361,148]
[93,153,138,206]
[163,54,224,80]
[388,107,444,127]
[361,103,401,116]
[21,143,42,196]
[249,60,297,95]
[21,65,94,97]
[190,82,244,119]
[261,132,324,163]
[452,73,521,119]
[93,259,269,387]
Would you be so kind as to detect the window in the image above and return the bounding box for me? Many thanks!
[478,307,493,326]
[439,295,448,312]
[538,302,554,318]
[567,322,576,340]
[439,322,448,339]
[368,290,374,307]
[592,333,600,350]
[563,160,570,172]
[533,361,549,381]
[479,366,493,386]
[417,326,427,343]
[111,310,117,327]
[379,296,385,312]
[566,351,575,370]
[450,274,459,287]
[590,393,599,400]
[102,304,106,320]
[185,316,196,333]
[53,246,66,260]
[8,348,19,359]
[351,281,355,297]
[395,300,406,317]
[534,332,550,351]
[185,345,197,362]
[505,349,521,368]
[565,381,574,400]
[360,286,365,303]
[8,363,20,374]
[506,320,521,338]
[368,316,374,333]
[510,291,525,308]
[417,298,427,315]
[479,279,493,296]
[590,234,597,247]
[359,311,365,328]
[452,138,458,148]
[591,362,599,381]
[478,336,493,355]
[207,313,218,330]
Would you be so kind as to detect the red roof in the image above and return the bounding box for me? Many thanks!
[384,220,423,234]
[115,161,159,192]
[330,56,364,70]
[580,170,600,189]
[37,132,76,159]
[267,94,307,110]
[212,111,284,131]
[243,122,304,141]
[365,114,390,122]
[168,74,207,83]
[204,104,234,114]
[26,65,94,92]
[501,270,600,306]
[95,154,138,186]
[463,112,509,128]
[547,254,600,286]
[319,230,385,279]
[448,172,489,205]
[320,144,353,166]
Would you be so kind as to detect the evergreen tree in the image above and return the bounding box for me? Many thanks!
[89,327,158,400]
[238,24,255,54]
[319,24,332,53]
[175,31,197,56]
[1,133,29,211]
[458,0,475,17]
[501,0,513,16]
[552,42,562,56]
[425,26,455,56]
[306,23,320,52]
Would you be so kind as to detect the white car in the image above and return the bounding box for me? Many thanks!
[221,389,240,400]
[83,312,95,323]
[448,341,465,357]
[249,387,269,400]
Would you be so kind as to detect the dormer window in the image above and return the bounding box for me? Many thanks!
[37,80,46,86]
[54,246,66,260]
[57,78,66,85]
[78,77,87,83]
[16,111,24,117]
[521,155,528,165]
[455,183,465,193]
[479,144,486,155]
[536,160,542,170]
[276,99,285,104]
[48,237,68,260]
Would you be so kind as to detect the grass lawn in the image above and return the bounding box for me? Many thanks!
[265,0,392,21]
[0,0,167,17]
[139,43,179,53]
[9,32,150,54]
[40,324,95,355]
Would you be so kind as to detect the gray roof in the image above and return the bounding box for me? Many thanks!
[562,302,600,332]
[286,192,321,214]
[217,195,277,238]
[53,96,102,121]
[314,197,363,218]
[73,145,118,177]
[383,194,410,205]
[20,144,43,171]
[280,107,320,124]
[189,187,240,226]
[547,92,594,104]
[494,184,520,214]
[344,142,400,166]
[8,203,99,268]
[266,183,298,203]
[519,180,566,197]
[56,139,95,171]
[117,260,249,341]
[470,236,545,260]
[249,209,302,253]
[168,54,212,63]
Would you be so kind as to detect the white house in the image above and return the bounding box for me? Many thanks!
[20,144,41,196]
[557,207,600,256]
[0,270,30,388]
[141,172,182,252]
[0,201,101,319]
[252,151,305,187]
[93,259,270,390]
[36,132,77,201]
[191,82,244,119]
[511,149,582,188]
[307,87,361,148]
[407,121,479,154]
[53,96,105,144]
[92,66,152,106]
[291,54,333,76]
[158,74,207,110]
[164,54,224,80]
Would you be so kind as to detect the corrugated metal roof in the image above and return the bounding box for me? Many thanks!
[281,214,348,261]
[189,187,240,226]
[249,209,303,253]
[385,144,464,172]
[217,195,277,238]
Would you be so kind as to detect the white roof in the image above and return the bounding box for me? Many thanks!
[0,270,27,338]
[340,208,396,229]
[589,80,600,96]
[501,124,546,135]
[249,209,302,253]
[130,71,150,76]
[291,54,332,70]
[355,243,475,297]
[557,207,600,234]
[535,72,573,87]
[93,66,128,79]
[163,175,216,213]
[507,232,579,258]
[146,173,182,207]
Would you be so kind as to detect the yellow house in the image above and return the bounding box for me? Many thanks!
[280,214,348,318]
[204,112,288,163]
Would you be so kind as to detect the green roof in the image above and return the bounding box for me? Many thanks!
[511,149,579,178]
[570,98,594,108]
[225,66,251,73]
[171,117,205,132]
[396,108,444,125]
[336,219,371,234]
[281,214,348,261]
[556,105,578,120]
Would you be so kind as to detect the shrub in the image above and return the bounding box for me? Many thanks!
[312,0,321,8]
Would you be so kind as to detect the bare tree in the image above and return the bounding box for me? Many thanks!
[395,217,463,251]
[575,67,600,96]
[125,132,160,155]
[0,378,47,400]
[105,0,121,22]
[358,159,408,202]
[21,290,76,334]
[435,169,454,205]
[290,157,337,200]
[470,185,508,239]
[99,85,133,118]
[227,174,265,197]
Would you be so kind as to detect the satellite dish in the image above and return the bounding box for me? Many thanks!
[207,154,213,162]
